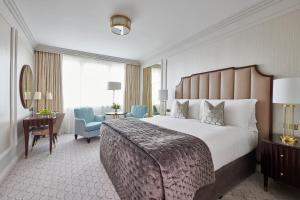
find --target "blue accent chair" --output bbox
[74,107,105,143]
[126,105,148,118]
[153,105,160,116]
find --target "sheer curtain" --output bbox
[151,67,161,106]
[62,55,125,134]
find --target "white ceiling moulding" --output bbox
[141,0,300,64]
[35,44,140,65]
[3,0,36,46]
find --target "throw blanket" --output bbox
[100,118,215,200]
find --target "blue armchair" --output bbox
[153,105,160,116]
[126,105,148,118]
[74,107,105,143]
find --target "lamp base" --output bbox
[281,135,297,145]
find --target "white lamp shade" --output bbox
[273,78,300,104]
[46,92,53,100]
[159,89,168,101]
[33,92,42,100]
[24,92,32,100]
[107,82,121,90]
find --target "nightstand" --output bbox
[261,134,300,191]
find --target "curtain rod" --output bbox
[34,44,140,66]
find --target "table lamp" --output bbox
[159,89,168,115]
[46,92,53,111]
[273,78,300,144]
[33,92,41,100]
[33,92,42,114]
[107,82,121,103]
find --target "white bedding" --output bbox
[142,116,258,170]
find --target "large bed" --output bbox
[100,65,273,200]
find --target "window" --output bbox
[62,55,124,133]
[62,55,124,107]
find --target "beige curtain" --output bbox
[35,51,63,112]
[124,64,141,112]
[143,67,152,117]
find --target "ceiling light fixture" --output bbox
[110,15,131,35]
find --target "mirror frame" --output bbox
[19,65,33,109]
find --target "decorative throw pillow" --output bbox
[201,101,225,126]
[171,100,189,119]
[176,99,202,119]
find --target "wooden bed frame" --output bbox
[174,65,273,199]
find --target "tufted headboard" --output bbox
[175,65,273,145]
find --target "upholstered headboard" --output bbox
[175,65,273,142]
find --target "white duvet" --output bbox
[142,116,258,171]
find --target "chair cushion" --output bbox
[85,122,102,132]
[131,105,147,118]
[74,107,95,123]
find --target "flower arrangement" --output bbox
[111,103,120,113]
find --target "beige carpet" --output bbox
[0,134,299,200]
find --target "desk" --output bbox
[105,112,127,119]
[23,113,61,158]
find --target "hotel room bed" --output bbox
[100,65,273,200]
[142,116,258,171]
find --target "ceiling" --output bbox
[15,0,263,61]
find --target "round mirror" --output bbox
[19,65,33,109]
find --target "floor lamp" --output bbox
[273,78,300,144]
[107,82,121,103]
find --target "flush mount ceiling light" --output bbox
[110,15,131,35]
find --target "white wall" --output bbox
[0,2,34,183]
[0,14,11,157]
[16,36,34,140]
[142,9,300,134]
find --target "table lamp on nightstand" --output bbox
[159,89,168,115]
[273,78,300,145]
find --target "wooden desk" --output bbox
[23,113,61,158]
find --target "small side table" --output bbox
[105,112,127,119]
[261,134,300,191]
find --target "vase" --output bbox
[114,109,118,114]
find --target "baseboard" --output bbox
[0,137,25,184]
[0,153,19,184]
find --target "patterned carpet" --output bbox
[0,134,299,200]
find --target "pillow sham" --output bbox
[201,101,225,126]
[170,100,189,119]
[200,99,258,132]
[176,99,202,119]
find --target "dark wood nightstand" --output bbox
[261,134,300,191]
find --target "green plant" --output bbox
[111,103,120,110]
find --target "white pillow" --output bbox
[174,99,202,119]
[200,99,258,132]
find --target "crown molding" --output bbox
[35,44,140,65]
[3,0,36,46]
[141,0,300,64]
